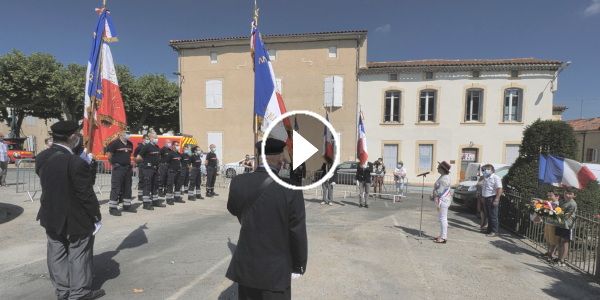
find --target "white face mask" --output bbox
[48,142,53,146]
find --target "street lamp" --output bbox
[550,61,571,92]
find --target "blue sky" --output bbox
[1,0,599,121]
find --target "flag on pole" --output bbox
[83,7,127,158]
[538,154,597,189]
[357,111,369,165]
[322,112,334,164]
[251,21,292,154]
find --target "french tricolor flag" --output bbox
[538,154,597,189]
[357,111,368,165]
[322,112,334,164]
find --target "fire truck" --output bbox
[95,134,199,172]
[5,138,35,163]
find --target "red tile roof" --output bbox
[566,117,600,131]
[170,30,368,44]
[367,58,562,68]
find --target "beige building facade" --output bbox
[170,31,367,172]
[358,59,564,184]
[566,117,600,164]
[0,114,55,156]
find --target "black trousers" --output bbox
[166,169,182,199]
[158,163,168,189]
[238,284,291,300]
[137,163,145,197]
[180,167,189,188]
[109,164,132,205]
[188,167,202,194]
[206,166,217,191]
[142,168,159,202]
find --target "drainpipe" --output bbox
[581,131,587,162]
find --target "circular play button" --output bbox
[262,110,340,190]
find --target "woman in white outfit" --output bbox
[430,161,452,244]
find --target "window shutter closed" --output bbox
[206,80,222,109]
[324,76,333,107]
[333,76,343,107]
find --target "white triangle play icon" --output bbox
[293,131,318,171]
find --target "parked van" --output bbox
[452,163,510,211]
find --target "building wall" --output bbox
[0,116,55,155]
[359,70,556,185]
[574,131,600,163]
[178,36,365,172]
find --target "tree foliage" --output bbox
[503,119,599,214]
[0,50,179,137]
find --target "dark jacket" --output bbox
[320,163,338,183]
[226,167,308,291]
[355,163,373,183]
[35,144,101,236]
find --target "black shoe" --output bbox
[79,289,105,300]
[197,195,204,200]
[153,200,166,207]
[359,204,364,208]
[212,192,219,196]
[166,200,175,205]
[143,203,154,210]
[174,198,186,203]
[123,205,137,213]
[364,204,369,208]
[206,193,213,198]
[109,208,121,216]
[188,195,196,201]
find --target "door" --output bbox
[460,148,478,182]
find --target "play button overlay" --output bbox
[262,110,340,191]
[292,131,318,171]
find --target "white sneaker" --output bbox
[320,201,325,205]
[328,202,333,206]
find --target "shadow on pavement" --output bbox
[218,238,237,299]
[393,225,435,241]
[92,223,149,290]
[0,202,24,225]
[522,261,600,298]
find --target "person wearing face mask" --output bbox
[187,146,205,200]
[35,121,105,300]
[180,145,191,195]
[226,138,307,299]
[158,138,172,198]
[164,140,185,205]
[393,161,407,202]
[205,144,219,197]
[133,134,149,201]
[355,161,373,208]
[135,133,166,210]
[106,130,136,216]
[43,137,54,151]
[481,164,503,237]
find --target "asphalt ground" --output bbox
[1,168,599,299]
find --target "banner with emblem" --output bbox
[83,6,127,157]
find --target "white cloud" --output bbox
[584,0,600,17]
[374,24,391,33]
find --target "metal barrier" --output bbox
[15,159,40,202]
[304,171,408,202]
[501,188,599,278]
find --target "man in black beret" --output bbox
[226,138,308,299]
[36,121,105,299]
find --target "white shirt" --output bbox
[482,173,502,198]
[0,141,8,162]
[394,167,407,182]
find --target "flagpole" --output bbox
[252,1,258,170]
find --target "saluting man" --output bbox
[165,140,185,205]
[205,144,219,197]
[36,121,105,300]
[135,133,166,210]
[187,146,204,200]
[106,130,136,216]
[226,138,308,299]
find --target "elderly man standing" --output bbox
[482,164,503,237]
[0,132,9,186]
[226,138,307,299]
[35,121,105,300]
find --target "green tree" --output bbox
[504,119,599,213]
[125,73,178,134]
[0,49,62,137]
[47,62,87,122]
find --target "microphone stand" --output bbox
[418,172,428,238]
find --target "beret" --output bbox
[50,121,79,136]
[255,138,287,155]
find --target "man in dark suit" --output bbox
[226,138,308,300]
[35,121,105,300]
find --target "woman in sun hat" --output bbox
[431,161,452,244]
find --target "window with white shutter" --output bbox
[205,80,223,109]
[324,76,343,108]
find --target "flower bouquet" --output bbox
[526,198,564,224]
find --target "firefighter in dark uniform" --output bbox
[158,138,171,198]
[165,140,185,205]
[180,145,191,196]
[133,134,148,201]
[205,144,219,197]
[106,130,135,216]
[187,146,204,201]
[226,138,308,299]
[135,133,166,210]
